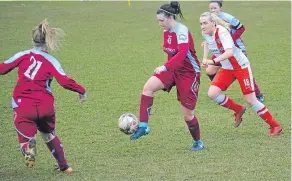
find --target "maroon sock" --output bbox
[253,78,263,97]
[185,116,201,141]
[46,136,67,169]
[139,94,153,123]
[21,143,28,155]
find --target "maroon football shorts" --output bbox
[154,70,200,110]
[13,104,56,143]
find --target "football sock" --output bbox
[20,142,28,155]
[185,116,200,141]
[214,94,243,112]
[46,136,67,169]
[139,122,148,128]
[139,94,153,124]
[251,101,280,127]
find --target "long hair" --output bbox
[32,18,65,51]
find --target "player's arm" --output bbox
[201,41,210,67]
[50,61,86,96]
[162,30,189,71]
[0,52,26,75]
[228,15,245,40]
[213,29,234,64]
[202,41,209,61]
[231,25,245,41]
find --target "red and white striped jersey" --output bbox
[202,25,249,70]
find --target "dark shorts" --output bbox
[154,71,200,110]
[13,105,56,143]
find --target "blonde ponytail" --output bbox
[211,13,231,31]
[32,18,65,51]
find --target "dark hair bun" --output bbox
[170,1,180,14]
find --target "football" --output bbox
[118,113,139,134]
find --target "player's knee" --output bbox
[143,76,164,96]
[142,85,153,96]
[39,132,55,143]
[183,111,194,122]
[244,93,258,105]
[142,83,156,96]
[184,115,194,122]
[245,97,257,106]
[207,89,217,100]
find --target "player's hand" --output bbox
[79,93,87,103]
[206,59,215,65]
[202,59,208,67]
[201,41,206,48]
[154,66,166,74]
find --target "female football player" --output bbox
[200,12,282,136]
[206,0,264,103]
[0,19,86,173]
[130,1,204,151]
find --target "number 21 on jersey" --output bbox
[24,56,42,80]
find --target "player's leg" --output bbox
[181,106,204,151]
[176,72,204,151]
[236,66,282,136]
[243,51,264,102]
[206,64,221,81]
[253,78,264,102]
[37,105,72,173]
[139,75,165,125]
[13,106,38,168]
[39,132,72,173]
[208,69,246,127]
[131,71,175,140]
[131,73,168,140]
[243,92,281,135]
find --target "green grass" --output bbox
[0,1,290,181]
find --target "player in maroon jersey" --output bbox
[130,2,204,151]
[0,19,86,173]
